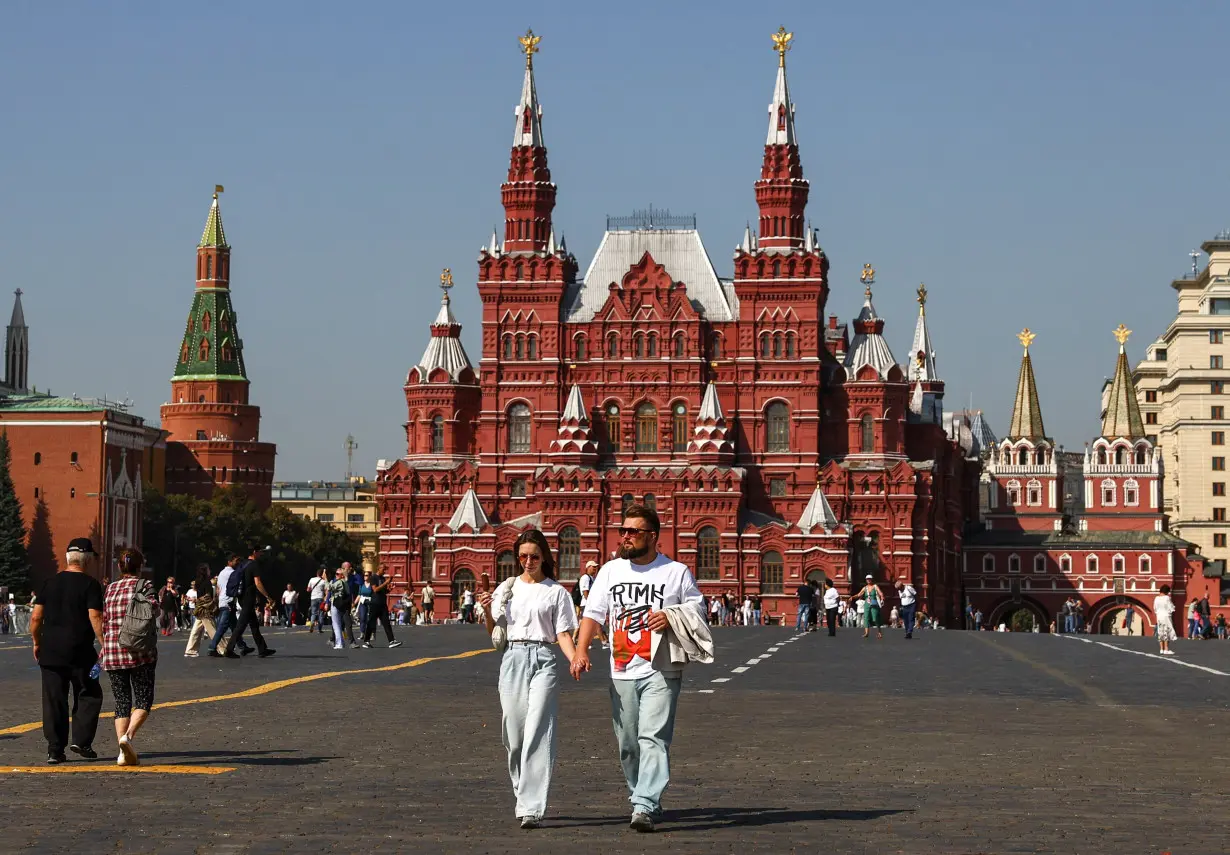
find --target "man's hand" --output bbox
[570,649,590,680]
[645,610,669,632]
[32,643,39,664]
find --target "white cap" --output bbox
[865,574,873,580]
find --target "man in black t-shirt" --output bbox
[223,547,277,659]
[30,537,105,764]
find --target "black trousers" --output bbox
[826,607,839,636]
[364,607,395,643]
[225,603,268,655]
[41,665,102,752]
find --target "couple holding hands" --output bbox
[477,504,712,833]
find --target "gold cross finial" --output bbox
[1018,328,1036,352]
[440,268,453,291]
[1113,323,1131,348]
[917,283,928,311]
[519,29,541,68]
[772,26,793,68]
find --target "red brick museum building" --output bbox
[377,31,981,622]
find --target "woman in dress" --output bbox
[850,574,885,640]
[101,548,159,766]
[476,529,578,829]
[1153,584,1177,656]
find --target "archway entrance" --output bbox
[806,569,828,586]
[987,598,1049,632]
[1101,604,1142,636]
[451,569,475,617]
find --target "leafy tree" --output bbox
[0,432,29,594]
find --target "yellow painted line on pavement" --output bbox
[0,648,492,737]
[4,764,235,775]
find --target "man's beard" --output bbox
[618,542,652,561]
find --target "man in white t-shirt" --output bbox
[306,569,328,633]
[895,578,918,639]
[281,585,298,627]
[571,504,705,834]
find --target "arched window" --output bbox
[418,533,434,580]
[1140,555,1152,574]
[1034,555,1046,573]
[672,402,688,452]
[497,550,517,582]
[636,403,659,452]
[674,334,685,358]
[1027,479,1041,506]
[1007,480,1021,506]
[1034,448,1046,465]
[760,334,771,359]
[515,335,525,361]
[621,493,634,516]
[634,335,645,358]
[786,333,796,358]
[1102,479,1116,506]
[647,334,657,357]
[180,342,189,363]
[205,256,213,279]
[558,526,580,580]
[772,333,783,358]
[766,402,789,452]
[431,415,445,453]
[1124,479,1139,506]
[502,336,513,360]
[761,550,784,593]
[575,336,587,361]
[1018,447,1028,465]
[711,334,722,360]
[1008,555,1021,574]
[1087,555,1098,574]
[221,343,233,362]
[643,494,656,511]
[1097,447,1107,465]
[607,334,619,358]
[983,555,995,572]
[515,263,524,280]
[604,405,621,453]
[697,526,719,580]
[1112,555,1125,575]
[198,339,209,361]
[508,404,531,453]
[1136,446,1147,465]
[1060,555,1072,574]
[772,260,781,277]
[527,335,537,360]
[1115,447,1126,465]
[202,311,211,332]
[219,313,229,333]
[860,414,874,453]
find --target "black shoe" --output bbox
[223,652,241,659]
[207,650,223,658]
[46,752,66,765]
[258,648,276,658]
[240,647,255,656]
[69,744,97,760]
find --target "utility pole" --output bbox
[345,434,358,482]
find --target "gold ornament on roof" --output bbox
[1018,328,1036,352]
[917,283,928,310]
[440,268,454,291]
[772,26,793,67]
[1113,323,1131,347]
[519,29,541,67]
[213,184,224,199]
[860,263,876,298]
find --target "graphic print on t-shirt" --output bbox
[610,581,665,672]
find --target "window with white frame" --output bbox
[1027,478,1042,506]
[982,555,994,573]
[1124,478,1139,506]
[1139,555,1152,574]
[1101,479,1116,507]
[1086,555,1098,574]
[1008,554,1021,573]
[1060,554,1072,574]
[1112,554,1125,575]
[1034,555,1046,573]
[1007,479,1021,506]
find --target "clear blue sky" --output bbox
[2,1,1227,480]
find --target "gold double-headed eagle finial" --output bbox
[917,283,928,310]
[519,28,541,68]
[860,262,876,298]
[1113,323,1131,348]
[1018,328,1036,352]
[440,268,453,291]
[772,26,793,67]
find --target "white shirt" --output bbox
[506,577,578,642]
[823,587,840,609]
[282,590,297,605]
[856,600,865,615]
[216,566,236,608]
[185,588,198,605]
[307,576,327,599]
[899,584,917,606]
[583,553,704,681]
[462,589,474,606]
[579,573,593,595]
[1154,594,1175,621]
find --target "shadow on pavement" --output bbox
[553,806,910,830]
[141,750,336,767]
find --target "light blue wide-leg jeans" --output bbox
[608,671,683,817]
[499,643,560,820]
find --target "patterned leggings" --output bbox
[107,664,156,718]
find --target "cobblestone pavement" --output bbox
[0,625,1228,853]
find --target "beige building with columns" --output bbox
[1132,233,1230,570]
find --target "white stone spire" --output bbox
[688,383,733,460]
[698,381,724,421]
[546,228,556,255]
[513,31,545,148]
[561,383,586,421]
[798,484,839,533]
[488,227,500,255]
[908,284,938,383]
[550,384,598,459]
[447,488,490,532]
[766,39,797,146]
[739,224,753,254]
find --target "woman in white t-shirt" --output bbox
[1154,583,1177,655]
[477,529,578,829]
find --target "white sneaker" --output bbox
[118,734,138,767]
[333,644,344,650]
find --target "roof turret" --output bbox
[797,484,840,533]
[409,269,475,385]
[843,266,898,380]
[199,187,228,248]
[907,283,938,383]
[9,288,25,328]
[1101,324,1146,441]
[687,383,733,461]
[766,27,797,147]
[1007,329,1048,441]
[447,488,490,532]
[512,30,544,148]
[755,27,809,252]
[550,384,598,458]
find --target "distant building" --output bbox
[271,479,378,559]
[160,191,276,509]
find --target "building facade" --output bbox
[377,31,980,622]
[271,479,379,559]
[1133,235,1230,575]
[161,191,277,509]
[965,328,1203,633]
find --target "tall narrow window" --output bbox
[515,336,525,361]
[431,416,445,453]
[647,334,657,357]
[636,403,659,452]
[199,339,209,361]
[786,333,796,358]
[711,334,722,360]
[497,551,517,582]
[576,336,587,360]
[509,404,531,453]
[419,533,434,580]
[672,403,688,452]
[605,405,621,453]
[674,334,685,358]
[607,335,618,358]
[761,335,771,359]
[558,526,580,580]
[697,527,719,580]
[621,493,634,515]
[205,256,212,279]
[527,335,537,360]
[860,414,874,453]
[772,333,783,358]
[643,494,656,511]
[202,311,211,332]
[503,336,513,360]
[635,335,645,358]
[766,402,789,452]
[761,551,784,594]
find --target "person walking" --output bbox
[851,575,884,640]
[794,581,812,633]
[896,578,918,639]
[222,548,276,659]
[306,568,328,633]
[184,564,218,657]
[823,579,840,636]
[421,581,436,624]
[158,578,179,637]
[29,537,105,764]
[281,584,298,628]
[1154,584,1177,655]
[207,555,251,657]
[571,504,708,833]
[328,567,355,649]
[362,567,402,649]
[461,586,475,623]
[476,529,578,829]
[100,548,160,767]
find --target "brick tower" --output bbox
[161,189,276,508]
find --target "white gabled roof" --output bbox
[409,291,475,384]
[798,484,839,533]
[566,229,735,322]
[562,384,587,422]
[844,294,899,381]
[447,488,489,532]
[698,382,724,421]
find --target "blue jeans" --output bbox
[751,609,761,626]
[1064,614,1076,634]
[795,604,810,632]
[208,606,251,653]
[900,603,917,636]
[609,671,682,817]
[499,643,560,819]
[309,599,324,631]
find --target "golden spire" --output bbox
[916,283,928,314]
[772,26,793,68]
[1017,328,1036,353]
[860,262,875,298]
[519,28,541,68]
[1113,323,1131,351]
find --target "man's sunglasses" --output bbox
[618,527,653,537]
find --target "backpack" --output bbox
[225,565,246,601]
[571,584,583,607]
[118,579,159,654]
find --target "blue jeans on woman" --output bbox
[499,642,561,820]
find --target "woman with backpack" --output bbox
[100,548,160,766]
[184,564,217,657]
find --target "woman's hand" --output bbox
[477,591,493,612]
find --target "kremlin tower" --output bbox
[161,189,276,508]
